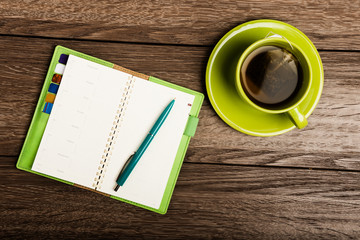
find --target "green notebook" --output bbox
[17,46,204,214]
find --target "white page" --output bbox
[33,55,195,209]
[32,55,128,188]
[100,78,194,209]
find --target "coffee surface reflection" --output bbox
[241,46,302,108]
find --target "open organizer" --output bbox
[17,46,204,214]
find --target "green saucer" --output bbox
[206,19,324,136]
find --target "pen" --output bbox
[114,99,175,191]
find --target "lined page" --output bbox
[32,55,128,188]
[100,78,194,209]
[33,54,195,210]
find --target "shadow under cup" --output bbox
[235,38,312,128]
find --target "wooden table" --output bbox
[1,1,359,239]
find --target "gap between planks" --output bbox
[0,33,360,53]
[4,155,360,173]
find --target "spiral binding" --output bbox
[92,75,136,190]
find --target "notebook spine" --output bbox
[92,75,136,190]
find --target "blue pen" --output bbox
[114,99,175,191]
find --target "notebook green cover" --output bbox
[17,45,204,214]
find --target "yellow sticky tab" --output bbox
[45,93,56,104]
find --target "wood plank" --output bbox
[2,156,360,239]
[0,0,360,50]
[0,36,359,170]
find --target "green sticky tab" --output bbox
[184,115,199,137]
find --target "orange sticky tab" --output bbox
[45,93,56,103]
[52,74,62,84]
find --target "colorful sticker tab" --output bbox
[45,93,56,104]
[52,73,62,84]
[43,102,53,114]
[54,63,65,75]
[59,54,69,64]
[41,54,67,115]
[48,83,59,94]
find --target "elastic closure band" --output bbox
[184,115,199,137]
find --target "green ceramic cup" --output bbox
[235,37,312,129]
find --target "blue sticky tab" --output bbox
[48,83,59,94]
[59,54,69,64]
[43,102,53,114]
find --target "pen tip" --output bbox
[114,184,120,192]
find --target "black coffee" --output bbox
[241,46,302,107]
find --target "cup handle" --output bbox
[287,107,308,129]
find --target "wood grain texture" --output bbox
[0,0,360,50]
[2,156,360,239]
[1,1,360,238]
[0,36,359,170]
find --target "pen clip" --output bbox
[119,153,135,176]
